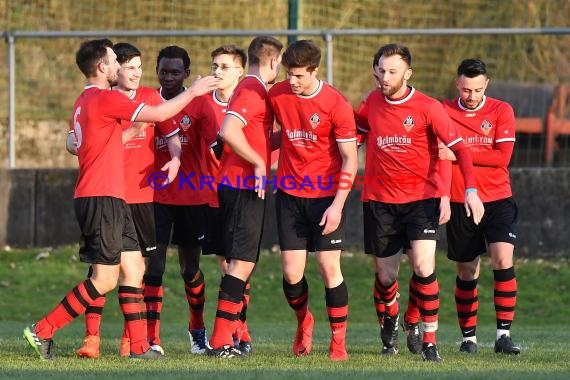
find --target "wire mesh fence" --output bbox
[0,0,569,167]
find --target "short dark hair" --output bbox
[113,42,141,65]
[211,44,247,68]
[248,35,283,66]
[75,38,113,78]
[372,43,412,68]
[156,45,191,71]
[457,58,488,78]
[282,40,320,72]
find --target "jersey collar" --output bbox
[212,90,228,106]
[385,86,415,105]
[457,95,487,111]
[246,74,267,90]
[296,80,323,99]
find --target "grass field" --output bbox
[1,246,569,379]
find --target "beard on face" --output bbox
[381,75,405,97]
[461,99,480,110]
[107,70,119,87]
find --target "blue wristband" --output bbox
[465,188,478,194]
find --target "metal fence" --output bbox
[2,27,570,168]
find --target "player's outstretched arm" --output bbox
[136,76,220,123]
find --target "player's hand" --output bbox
[160,156,181,185]
[319,203,342,235]
[464,191,484,225]
[132,121,148,134]
[438,142,457,161]
[439,195,451,225]
[254,163,266,200]
[187,75,221,97]
[66,132,78,155]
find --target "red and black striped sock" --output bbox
[35,279,101,340]
[209,275,245,349]
[326,281,348,341]
[494,267,517,331]
[405,275,421,325]
[84,294,106,337]
[83,266,103,337]
[414,272,439,345]
[118,286,149,355]
[143,274,163,345]
[238,281,252,342]
[376,277,399,317]
[283,276,309,323]
[455,276,478,338]
[184,270,205,331]
[373,274,386,324]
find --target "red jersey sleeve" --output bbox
[427,100,476,189]
[438,158,452,197]
[428,100,464,149]
[470,141,514,167]
[101,90,146,121]
[495,102,516,142]
[470,102,516,167]
[146,89,163,106]
[226,85,265,127]
[156,118,180,138]
[331,97,357,142]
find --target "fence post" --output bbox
[325,32,333,85]
[287,0,299,45]
[6,32,16,168]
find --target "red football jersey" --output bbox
[154,93,218,205]
[216,75,273,190]
[122,87,164,204]
[443,96,515,202]
[73,86,146,200]
[203,90,227,206]
[356,87,466,204]
[269,80,357,198]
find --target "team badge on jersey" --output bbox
[309,113,321,129]
[480,119,492,135]
[180,115,192,131]
[403,115,414,132]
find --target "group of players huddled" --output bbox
[23,36,520,363]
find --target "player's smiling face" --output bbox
[117,56,142,92]
[456,74,489,110]
[211,54,243,91]
[286,66,319,96]
[373,54,411,98]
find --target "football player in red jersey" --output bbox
[355,44,484,363]
[206,36,283,358]
[355,107,453,358]
[268,40,357,361]
[439,58,520,355]
[151,45,219,355]
[23,38,218,361]
[202,44,255,354]
[69,42,182,359]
